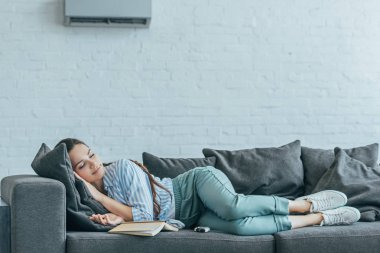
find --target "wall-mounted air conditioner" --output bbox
[64,0,151,28]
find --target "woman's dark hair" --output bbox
[55,138,172,217]
[55,138,87,152]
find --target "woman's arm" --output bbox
[90,213,125,226]
[74,172,134,221]
[97,194,133,221]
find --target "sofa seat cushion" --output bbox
[275,221,380,253]
[67,229,275,253]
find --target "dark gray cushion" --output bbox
[202,140,303,199]
[31,143,112,231]
[275,221,380,253]
[312,148,380,221]
[67,230,275,253]
[301,143,379,195]
[142,152,216,178]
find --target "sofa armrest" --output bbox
[1,175,66,253]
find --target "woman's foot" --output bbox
[320,206,361,226]
[289,206,360,229]
[295,190,347,213]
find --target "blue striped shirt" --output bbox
[102,159,176,222]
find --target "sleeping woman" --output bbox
[56,138,360,236]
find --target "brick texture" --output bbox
[1,0,380,183]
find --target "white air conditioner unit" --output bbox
[64,0,151,28]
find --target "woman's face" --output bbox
[68,143,105,183]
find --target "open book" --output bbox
[108,221,179,236]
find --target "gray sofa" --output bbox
[2,174,380,253]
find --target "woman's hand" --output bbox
[74,172,104,202]
[90,213,125,226]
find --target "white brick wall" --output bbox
[1,0,380,183]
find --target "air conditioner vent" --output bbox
[66,17,149,27]
[64,0,151,28]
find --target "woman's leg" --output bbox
[197,210,324,236]
[288,213,323,229]
[197,210,293,236]
[198,207,360,236]
[288,200,312,213]
[195,167,292,220]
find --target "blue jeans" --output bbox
[172,166,292,235]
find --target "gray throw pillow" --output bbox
[31,143,111,231]
[142,152,216,178]
[312,148,380,221]
[202,140,303,199]
[301,143,379,195]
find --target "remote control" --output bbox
[194,226,210,233]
